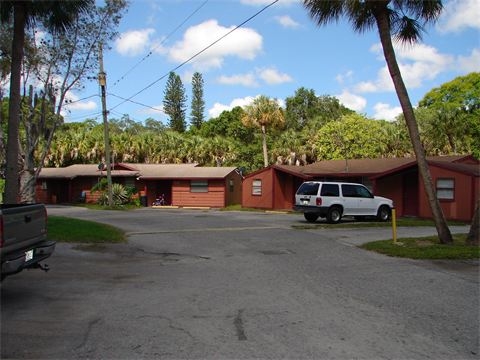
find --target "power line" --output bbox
[66,94,99,105]
[63,110,102,122]
[108,0,279,114]
[112,0,209,87]
[108,92,164,113]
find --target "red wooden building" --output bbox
[242,155,479,221]
[37,163,242,208]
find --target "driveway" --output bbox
[1,206,478,359]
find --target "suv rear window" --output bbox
[320,184,339,197]
[296,183,319,196]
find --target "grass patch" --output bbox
[360,233,479,260]
[48,216,126,244]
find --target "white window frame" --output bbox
[436,178,454,200]
[252,179,262,196]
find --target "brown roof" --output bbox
[270,155,476,179]
[429,161,480,177]
[38,163,238,180]
[133,163,238,179]
[302,157,416,176]
[38,164,139,179]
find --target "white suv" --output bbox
[294,181,393,223]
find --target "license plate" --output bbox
[302,200,309,205]
[25,250,34,262]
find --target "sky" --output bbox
[63,0,480,124]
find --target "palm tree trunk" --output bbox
[374,9,453,244]
[4,2,26,204]
[261,124,268,167]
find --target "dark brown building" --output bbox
[37,163,243,208]
[242,155,479,221]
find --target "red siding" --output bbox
[242,168,274,209]
[172,180,226,207]
[419,165,479,221]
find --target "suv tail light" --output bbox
[316,197,322,206]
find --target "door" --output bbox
[403,172,419,216]
[355,184,376,215]
[340,184,359,215]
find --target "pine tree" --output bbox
[190,72,205,129]
[163,72,187,132]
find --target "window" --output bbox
[229,179,234,192]
[252,179,262,196]
[190,180,208,193]
[436,178,454,200]
[355,185,373,198]
[297,182,320,196]
[341,184,356,197]
[320,184,339,197]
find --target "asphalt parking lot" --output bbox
[1,206,478,359]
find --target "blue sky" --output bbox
[63,0,480,124]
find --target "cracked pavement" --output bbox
[1,206,478,359]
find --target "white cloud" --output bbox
[373,103,402,121]
[274,15,300,29]
[209,95,284,118]
[356,42,454,93]
[457,48,480,73]
[438,0,480,33]
[168,20,262,70]
[116,29,155,56]
[257,67,293,85]
[336,91,367,112]
[62,93,97,117]
[354,81,380,93]
[209,96,257,118]
[216,68,292,87]
[66,100,97,111]
[335,70,353,84]
[217,73,259,87]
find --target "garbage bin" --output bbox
[140,195,148,207]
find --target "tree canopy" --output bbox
[163,72,187,133]
[418,72,480,157]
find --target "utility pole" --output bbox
[98,43,113,206]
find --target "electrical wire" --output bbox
[108,92,164,113]
[112,0,209,87]
[108,0,279,114]
[65,94,99,105]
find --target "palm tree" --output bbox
[303,0,453,244]
[0,0,93,203]
[242,95,285,168]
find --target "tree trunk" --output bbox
[374,9,453,244]
[466,198,479,246]
[19,86,39,203]
[261,124,268,167]
[4,3,26,204]
[19,169,36,204]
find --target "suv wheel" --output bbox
[327,206,342,224]
[377,205,391,222]
[304,213,319,223]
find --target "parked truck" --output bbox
[0,204,55,281]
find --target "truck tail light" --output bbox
[316,197,322,206]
